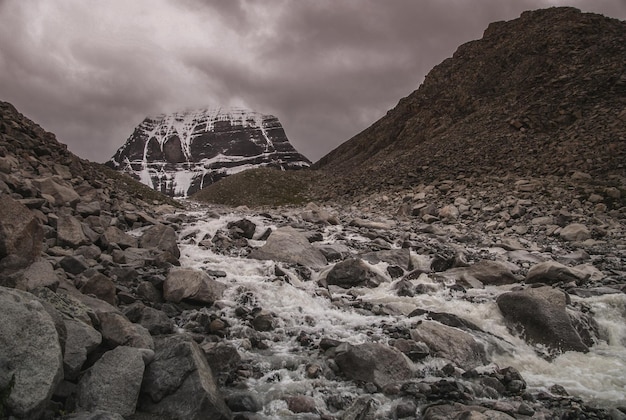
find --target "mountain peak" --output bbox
[107,107,310,197]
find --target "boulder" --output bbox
[325,258,387,289]
[249,227,327,268]
[496,287,588,353]
[98,311,154,350]
[0,286,63,419]
[123,302,174,335]
[77,346,147,417]
[76,201,102,217]
[99,226,138,250]
[139,223,180,259]
[139,334,232,420]
[300,202,339,225]
[525,261,587,285]
[0,195,43,271]
[164,268,227,305]
[360,248,411,270]
[410,320,488,369]
[57,214,89,248]
[440,260,518,288]
[226,218,257,239]
[559,223,591,242]
[32,177,80,206]
[63,411,124,420]
[80,273,117,305]
[334,342,413,389]
[15,258,59,291]
[63,318,102,380]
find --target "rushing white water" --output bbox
[176,208,626,417]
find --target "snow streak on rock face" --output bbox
[107,107,311,197]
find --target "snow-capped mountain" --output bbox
[106,107,311,197]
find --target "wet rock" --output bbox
[411,320,488,368]
[559,223,591,242]
[251,309,275,331]
[139,223,180,259]
[341,396,380,420]
[286,395,317,414]
[392,338,430,361]
[325,258,387,289]
[497,286,588,353]
[225,392,262,413]
[163,268,227,305]
[63,318,102,381]
[227,218,257,239]
[360,248,411,270]
[0,195,43,271]
[334,342,413,389]
[0,286,63,419]
[201,342,242,383]
[248,226,327,268]
[139,334,232,420]
[525,261,587,285]
[77,346,147,417]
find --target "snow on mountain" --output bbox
[106,107,311,197]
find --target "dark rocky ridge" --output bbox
[313,7,626,198]
[107,108,311,197]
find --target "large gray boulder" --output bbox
[77,346,148,417]
[410,320,488,369]
[139,334,232,420]
[360,248,412,270]
[440,260,518,288]
[164,268,227,305]
[334,342,413,389]
[248,227,327,268]
[0,195,43,271]
[559,223,591,242]
[139,223,180,259]
[525,261,587,285]
[496,286,588,353]
[325,258,387,289]
[0,286,63,419]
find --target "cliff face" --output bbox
[313,7,626,196]
[107,107,310,197]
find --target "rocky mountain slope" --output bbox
[107,107,310,197]
[313,7,626,198]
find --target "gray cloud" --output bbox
[1,0,624,162]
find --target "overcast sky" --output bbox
[1,0,624,163]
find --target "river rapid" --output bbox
[170,205,626,419]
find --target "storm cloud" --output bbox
[1,0,624,163]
